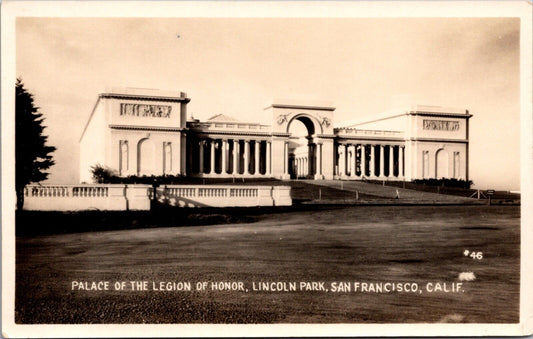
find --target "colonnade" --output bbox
[283,141,323,179]
[188,138,272,177]
[293,156,309,178]
[187,138,404,180]
[337,143,404,179]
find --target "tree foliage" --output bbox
[16,78,56,209]
[89,163,184,185]
[90,164,117,184]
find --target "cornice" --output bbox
[191,130,275,137]
[109,124,185,132]
[409,111,473,119]
[265,103,336,111]
[100,93,191,103]
[336,136,406,143]
[409,137,469,144]
[316,134,337,139]
[108,125,468,144]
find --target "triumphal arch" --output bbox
[80,87,472,183]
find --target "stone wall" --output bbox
[23,184,292,211]
[23,184,151,211]
[156,185,292,207]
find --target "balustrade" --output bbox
[230,188,258,197]
[23,184,291,210]
[24,185,112,198]
[73,186,109,197]
[198,188,227,197]
[165,187,196,197]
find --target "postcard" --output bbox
[2,1,532,337]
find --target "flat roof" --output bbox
[265,98,335,111]
[335,104,470,128]
[100,87,189,100]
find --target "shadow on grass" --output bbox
[15,204,344,237]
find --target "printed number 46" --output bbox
[464,250,483,260]
[470,251,483,260]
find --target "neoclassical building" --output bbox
[79,88,472,183]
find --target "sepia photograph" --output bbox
[2,1,532,337]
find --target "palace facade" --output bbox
[79,88,472,183]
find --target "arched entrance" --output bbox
[287,115,320,179]
[266,102,334,180]
[137,138,155,175]
[435,149,449,179]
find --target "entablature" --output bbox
[188,121,271,132]
[408,111,473,119]
[109,124,185,132]
[408,137,469,144]
[335,128,404,138]
[335,136,406,144]
[189,130,274,139]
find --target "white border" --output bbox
[2,1,532,337]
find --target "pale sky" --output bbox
[16,17,520,190]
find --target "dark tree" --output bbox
[90,164,116,183]
[15,78,56,210]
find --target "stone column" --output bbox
[266,141,271,175]
[361,144,366,177]
[316,146,320,176]
[283,142,289,175]
[233,139,239,175]
[399,146,404,178]
[389,145,395,178]
[221,139,227,174]
[317,143,323,176]
[370,144,375,177]
[186,139,193,175]
[379,145,385,178]
[254,141,260,175]
[339,144,346,177]
[178,132,185,175]
[345,146,350,176]
[210,139,215,175]
[344,145,349,177]
[337,145,341,176]
[244,140,250,175]
[198,140,204,174]
[350,145,357,178]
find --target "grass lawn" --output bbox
[15,205,519,324]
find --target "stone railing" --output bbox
[23,184,292,210]
[23,184,151,211]
[189,121,271,132]
[156,185,291,207]
[336,128,404,138]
